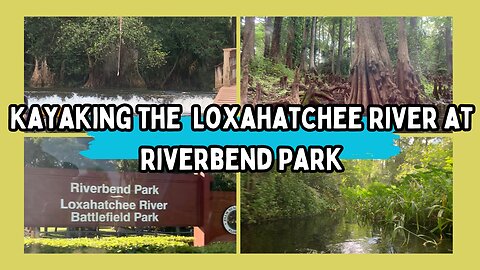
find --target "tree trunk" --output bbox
[372,18,393,72]
[290,69,301,104]
[241,17,255,106]
[336,18,344,75]
[396,17,420,104]
[30,57,54,88]
[84,55,104,88]
[29,58,41,88]
[59,59,66,86]
[40,59,51,86]
[445,17,453,77]
[285,18,295,69]
[40,58,54,87]
[264,17,273,58]
[270,17,283,63]
[160,56,179,89]
[241,64,249,106]
[309,17,317,71]
[408,17,420,73]
[433,80,439,100]
[330,19,336,75]
[231,17,237,48]
[349,17,354,69]
[242,17,255,65]
[253,83,263,106]
[348,17,404,108]
[315,18,321,68]
[300,18,309,72]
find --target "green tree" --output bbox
[58,17,166,89]
[143,17,232,89]
[25,17,62,87]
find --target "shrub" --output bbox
[342,166,453,238]
[24,235,235,253]
[241,171,340,223]
[250,56,294,79]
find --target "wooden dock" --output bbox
[214,48,237,105]
[214,85,237,105]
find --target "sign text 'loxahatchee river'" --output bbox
[24,167,235,246]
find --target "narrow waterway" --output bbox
[241,214,452,253]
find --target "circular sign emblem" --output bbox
[222,205,236,235]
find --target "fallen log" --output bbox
[314,91,336,101]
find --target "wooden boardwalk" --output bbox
[213,85,237,105]
[213,48,237,105]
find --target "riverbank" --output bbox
[241,171,341,224]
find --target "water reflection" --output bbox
[241,214,452,254]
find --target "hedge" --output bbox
[24,235,235,253]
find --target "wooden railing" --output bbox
[215,48,236,90]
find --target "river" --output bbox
[24,88,214,113]
[241,214,452,253]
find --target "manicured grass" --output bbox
[24,235,235,253]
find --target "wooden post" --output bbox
[194,173,211,247]
[229,49,236,85]
[223,49,231,87]
[215,64,223,90]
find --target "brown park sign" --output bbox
[25,167,209,227]
[25,167,235,246]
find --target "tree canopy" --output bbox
[25,17,235,90]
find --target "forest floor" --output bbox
[248,71,452,107]
[248,72,349,105]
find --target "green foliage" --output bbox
[250,56,294,79]
[212,173,237,191]
[423,17,451,76]
[241,170,340,223]
[382,17,399,66]
[25,17,62,58]
[143,17,233,89]
[191,241,236,253]
[57,17,166,67]
[341,138,453,239]
[253,18,266,54]
[337,160,385,187]
[24,236,235,253]
[249,55,295,97]
[25,17,232,89]
[242,137,453,243]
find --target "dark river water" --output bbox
[241,214,452,254]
